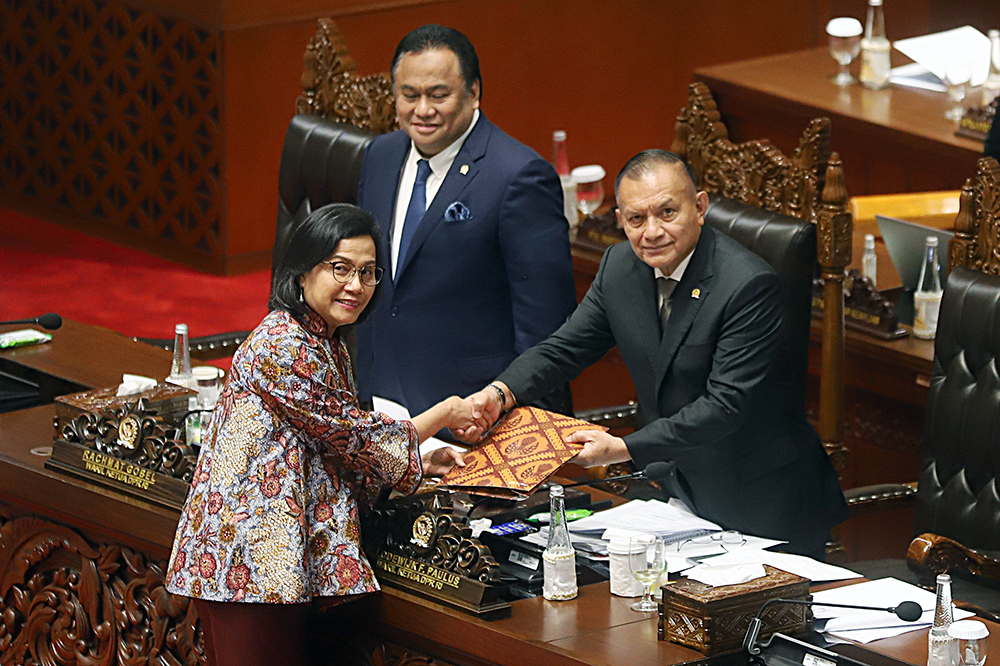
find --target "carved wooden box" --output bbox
[658,565,811,655]
[54,382,195,433]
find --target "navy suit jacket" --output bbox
[355,115,576,417]
[498,226,848,551]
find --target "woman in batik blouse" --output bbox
[166,204,479,666]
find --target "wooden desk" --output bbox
[0,319,958,666]
[694,48,985,196]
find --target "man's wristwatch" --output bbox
[488,383,507,410]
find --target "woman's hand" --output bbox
[411,396,490,443]
[422,445,465,477]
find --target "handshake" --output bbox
[429,381,633,470]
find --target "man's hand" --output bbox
[453,383,510,442]
[566,430,632,467]
[422,446,465,477]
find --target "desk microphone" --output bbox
[743,597,923,654]
[560,461,675,489]
[0,313,63,330]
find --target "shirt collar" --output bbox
[407,109,480,176]
[654,248,694,283]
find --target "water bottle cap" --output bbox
[926,236,939,247]
[175,323,189,334]
[948,619,990,640]
[865,234,876,249]
[553,130,567,141]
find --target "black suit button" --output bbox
[390,307,398,317]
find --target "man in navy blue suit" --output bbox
[355,25,576,420]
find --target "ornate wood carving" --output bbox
[0,506,204,665]
[55,398,197,482]
[908,533,1000,605]
[296,19,398,134]
[0,0,223,260]
[362,492,508,619]
[949,157,1000,275]
[672,82,836,224]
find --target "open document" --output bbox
[892,26,993,89]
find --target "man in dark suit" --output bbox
[469,150,848,558]
[355,24,576,419]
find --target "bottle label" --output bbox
[913,291,942,339]
[542,549,578,600]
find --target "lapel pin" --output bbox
[691,288,701,299]
[459,164,469,175]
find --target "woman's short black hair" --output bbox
[268,204,383,326]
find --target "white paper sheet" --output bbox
[812,577,973,643]
[567,498,721,542]
[894,26,992,87]
[696,549,862,582]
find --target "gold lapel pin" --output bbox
[691,288,701,299]
[460,164,470,175]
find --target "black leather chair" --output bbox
[703,194,816,409]
[849,265,1000,617]
[272,115,378,273]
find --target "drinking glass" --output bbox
[572,165,606,218]
[944,59,972,120]
[628,534,664,612]
[192,365,224,409]
[826,18,862,86]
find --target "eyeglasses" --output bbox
[321,261,383,287]
[675,530,746,552]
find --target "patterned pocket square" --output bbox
[444,201,472,222]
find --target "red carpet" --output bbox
[1,208,271,357]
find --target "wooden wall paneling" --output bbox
[0,502,206,665]
[0,0,225,271]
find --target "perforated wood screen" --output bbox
[0,0,223,266]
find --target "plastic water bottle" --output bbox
[552,130,579,228]
[859,0,890,90]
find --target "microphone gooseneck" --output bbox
[743,597,923,655]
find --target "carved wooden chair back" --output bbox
[296,18,397,133]
[672,82,852,474]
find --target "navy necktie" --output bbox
[396,159,432,279]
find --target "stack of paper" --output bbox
[566,498,720,542]
[892,26,993,90]
[812,577,973,643]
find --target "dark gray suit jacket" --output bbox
[499,226,848,551]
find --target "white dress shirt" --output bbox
[654,248,695,312]
[390,110,481,279]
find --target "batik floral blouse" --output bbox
[166,308,421,604]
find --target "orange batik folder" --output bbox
[438,406,607,499]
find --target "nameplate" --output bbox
[376,552,462,591]
[46,439,192,510]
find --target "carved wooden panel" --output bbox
[672,81,839,227]
[296,18,397,134]
[0,503,205,665]
[949,157,1000,275]
[0,0,222,258]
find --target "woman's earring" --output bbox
[298,282,305,303]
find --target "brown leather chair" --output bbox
[847,157,1000,618]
